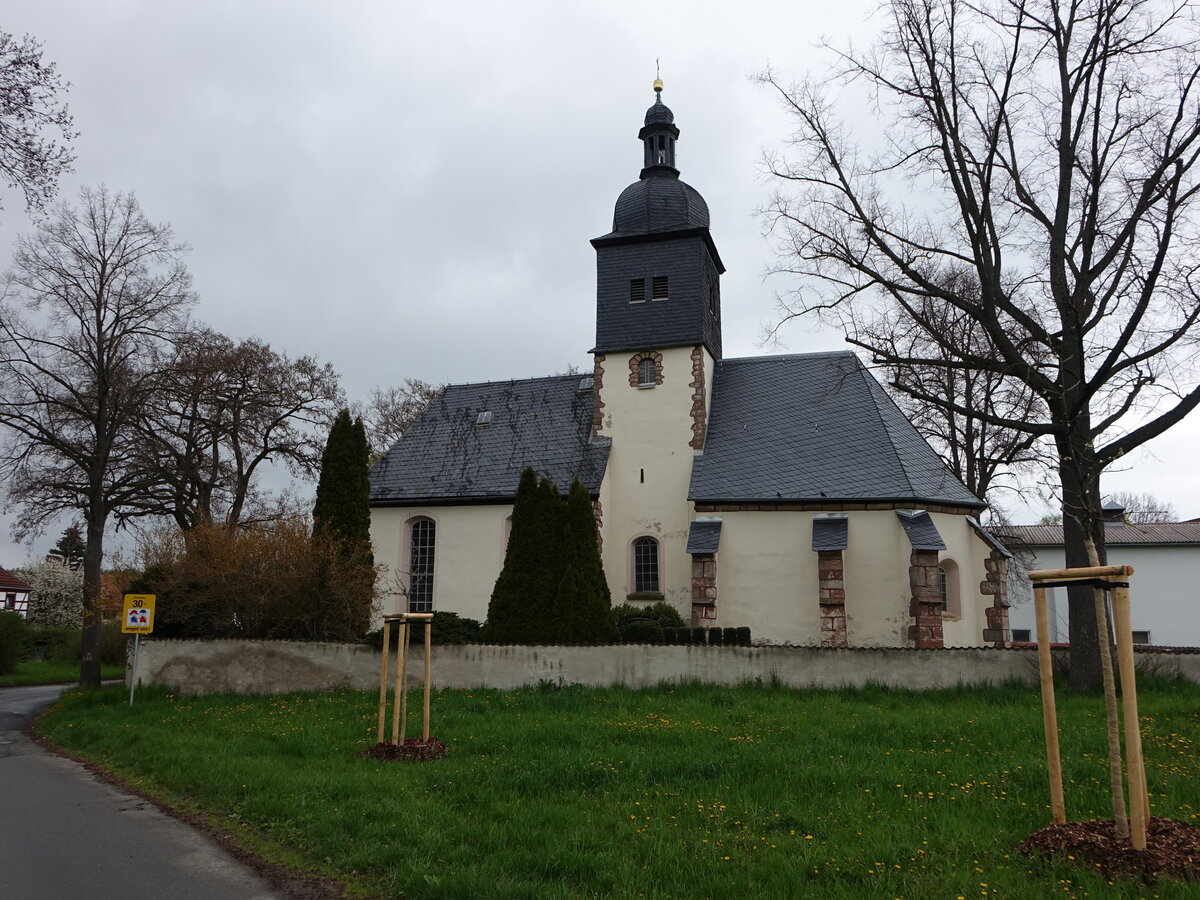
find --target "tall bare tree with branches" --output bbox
[867,270,1047,505]
[140,328,342,531]
[0,186,195,686]
[761,0,1200,696]
[0,31,75,217]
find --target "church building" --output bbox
[368,83,1013,648]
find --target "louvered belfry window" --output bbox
[629,278,646,302]
[652,276,668,299]
[408,518,435,612]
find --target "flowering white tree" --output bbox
[21,558,82,627]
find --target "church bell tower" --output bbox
[591,81,724,359]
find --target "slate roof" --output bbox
[992,522,1200,547]
[896,510,947,551]
[609,176,710,236]
[644,94,674,125]
[967,517,1013,558]
[0,566,32,593]
[688,351,984,508]
[369,375,610,505]
[686,518,723,554]
[811,515,849,552]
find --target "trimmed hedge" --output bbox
[622,619,664,644]
[366,611,483,649]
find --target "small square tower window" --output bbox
[629,279,646,302]
[651,276,668,300]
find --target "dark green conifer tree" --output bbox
[487,469,616,644]
[313,409,372,554]
[312,409,375,633]
[559,478,617,643]
[485,468,542,641]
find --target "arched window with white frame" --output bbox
[407,516,436,613]
[631,535,661,595]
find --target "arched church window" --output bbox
[637,357,656,385]
[628,351,663,387]
[632,536,660,593]
[936,558,961,617]
[408,517,436,613]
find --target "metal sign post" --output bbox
[122,594,156,706]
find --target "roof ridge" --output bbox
[852,361,920,500]
[719,349,857,366]
[444,372,581,391]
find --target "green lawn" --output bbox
[0,659,125,686]
[37,679,1200,899]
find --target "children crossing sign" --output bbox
[122,594,156,634]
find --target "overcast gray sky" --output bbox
[3,0,1198,565]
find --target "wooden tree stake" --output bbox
[423,619,433,740]
[392,621,407,744]
[1112,583,1148,850]
[397,620,410,744]
[1034,585,1066,824]
[376,619,391,744]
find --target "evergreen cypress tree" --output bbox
[485,468,542,642]
[312,409,375,632]
[349,415,374,570]
[313,409,356,540]
[531,477,564,642]
[560,479,618,643]
[487,469,618,645]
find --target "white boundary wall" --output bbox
[133,639,1200,696]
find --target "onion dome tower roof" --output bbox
[607,80,710,236]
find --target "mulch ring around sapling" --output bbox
[1018,817,1200,883]
[358,737,447,762]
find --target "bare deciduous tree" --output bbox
[761,0,1200,699]
[868,271,1046,504]
[354,379,441,462]
[0,31,75,217]
[140,328,342,530]
[0,186,195,686]
[1106,490,1178,523]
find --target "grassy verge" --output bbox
[0,660,125,686]
[38,678,1200,899]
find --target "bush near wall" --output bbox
[132,518,378,641]
[0,611,28,675]
[22,622,126,666]
[366,611,483,648]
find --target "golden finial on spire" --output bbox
[653,58,663,94]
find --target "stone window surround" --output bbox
[818,549,848,648]
[936,557,962,619]
[688,344,706,450]
[628,351,664,388]
[691,552,717,626]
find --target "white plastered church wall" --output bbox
[594,344,711,621]
[712,509,995,646]
[368,503,512,628]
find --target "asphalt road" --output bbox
[0,684,289,900]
